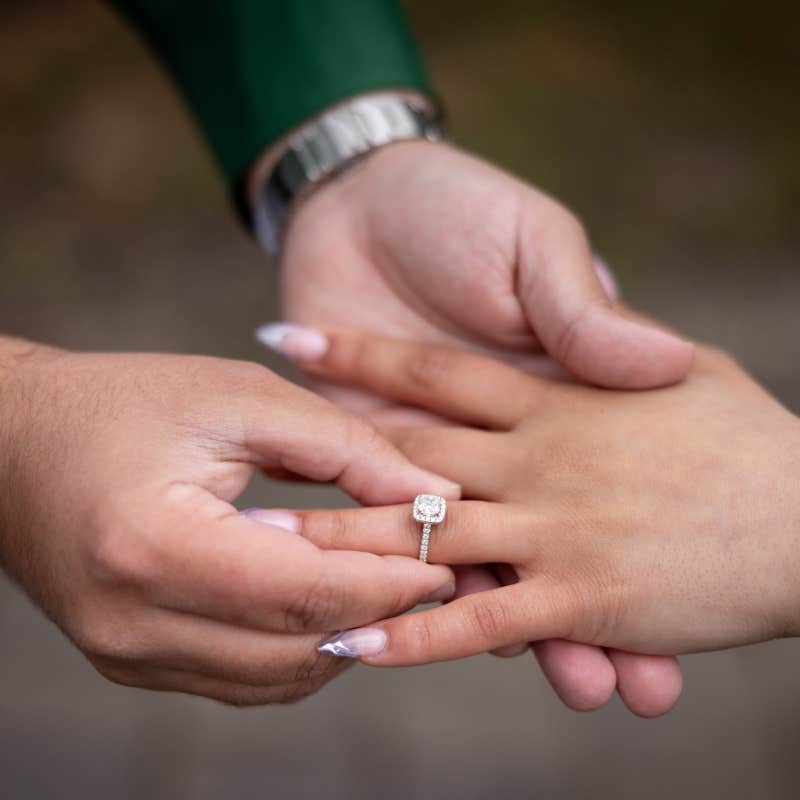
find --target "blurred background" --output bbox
[1,0,799,797]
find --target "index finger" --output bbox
[297,329,555,430]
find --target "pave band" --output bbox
[412,494,447,563]
[419,522,432,563]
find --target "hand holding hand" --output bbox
[0,339,455,705]
[285,330,800,711]
[281,140,694,410]
[275,141,694,714]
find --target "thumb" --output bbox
[516,207,694,389]
[238,375,460,506]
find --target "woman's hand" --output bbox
[285,330,800,709]
[0,337,456,705]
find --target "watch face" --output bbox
[413,494,447,524]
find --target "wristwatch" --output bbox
[251,93,443,256]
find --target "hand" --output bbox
[0,338,456,705]
[283,330,800,713]
[273,142,693,714]
[281,140,694,410]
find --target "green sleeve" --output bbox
[109,0,432,186]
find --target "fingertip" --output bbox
[569,310,695,389]
[609,650,683,718]
[533,639,616,712]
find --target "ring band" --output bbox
[412,494,447,562]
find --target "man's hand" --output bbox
[0,338,456,705]
[281,140,693,421]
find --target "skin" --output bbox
[0,337,456,706]
[284,330,800,709]
[0,140,687,714]
[280,140,693,714]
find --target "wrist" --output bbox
[246,90,441,256]
[245,89,436,208]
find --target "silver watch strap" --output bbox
[254,94,442,256]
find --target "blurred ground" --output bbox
[1,1,799,798]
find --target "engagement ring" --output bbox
[413,494,447,562]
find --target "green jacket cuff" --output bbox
[109,0,432,186]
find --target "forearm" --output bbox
[108,0,432,185]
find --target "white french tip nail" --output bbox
[255,323,329,361]
[317,628,387,658]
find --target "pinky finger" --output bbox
[91,659,349,707]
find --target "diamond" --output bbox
[413,494,446,524]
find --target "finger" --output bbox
[235,369,461,505]
[488,566,618,702]
[380,427,511,499]
[146,500,455,634]
[515,201,694,388]
[126,608,344,687]
[300,500,530,565]
[94,659,348,707]
[317,580,575,666]
[451,565,528,658]
[607,649,683,718]
[262,325,555,430]
[532,639,617,712]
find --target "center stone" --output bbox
[413,494,447,524]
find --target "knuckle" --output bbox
[404,345,458,392]
[558,567,620,644]
[282,569,341,634]
[307,509,348,550]
[73,612,145,663]
[554,294,612,369]
[467,597,512,645]
[405,615,435,662]
[337,330,371,376]
[87,521,156,591]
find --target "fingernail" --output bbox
[420,579,456,604]
[240,508,301,533]
[317,627,387,658]
[592,255,620,301]
[255,323,329,361]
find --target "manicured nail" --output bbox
[255,323,329,361]
[317,627,387,658]
[592,255,620,301]
[240,508,301,533]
